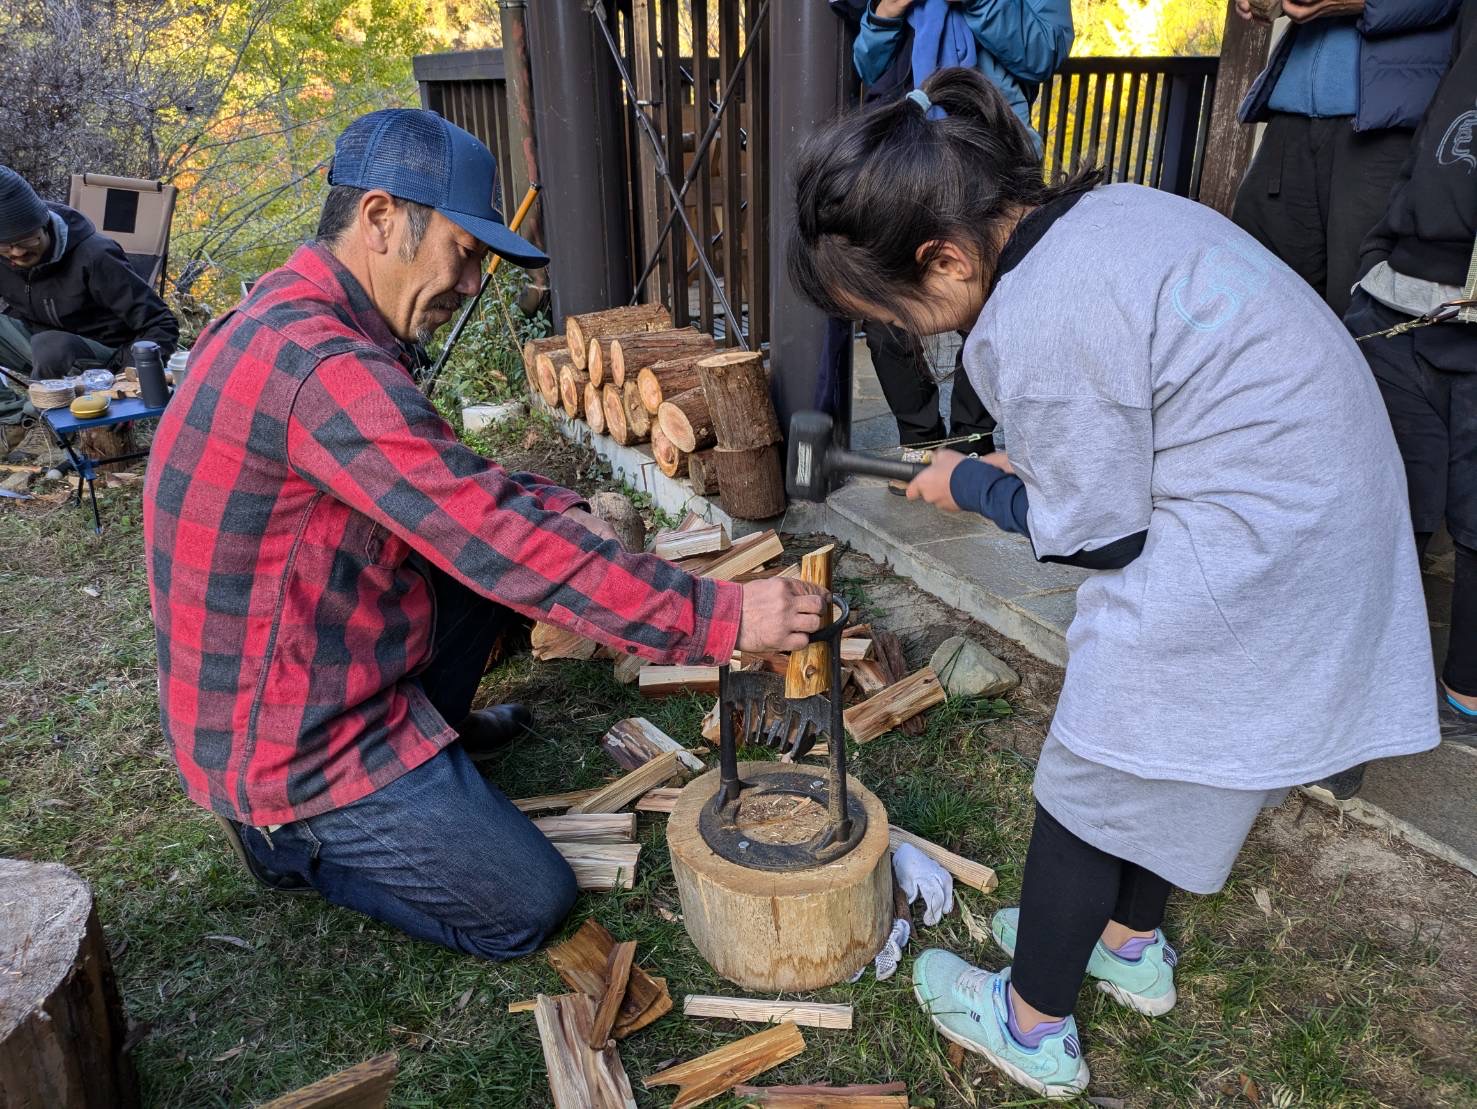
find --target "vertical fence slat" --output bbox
[719,0,744,346]
[1188,72,1216,200]
[1118,70,1141,183]
[1067,71,1090,173]
[1133,72,1158,184]
[1036,73,1056,178]
[693,0,715,334]
[1150,71,1175,189]
[660,0,688,326]
[1086,71,1107,169]
[1101,71,1121,183]
[744,0,769,351]
[1051,73,1071,180]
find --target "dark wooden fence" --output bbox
[412,49,521,217]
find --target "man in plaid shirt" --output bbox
[143,110,825,960]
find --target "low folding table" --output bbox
[43,396,167,533]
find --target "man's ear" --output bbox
[358,191,398,256]
[916,239,978,284]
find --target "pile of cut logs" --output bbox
[524,303,786,519]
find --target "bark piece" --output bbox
[714,445,785,519]
[696,350,781,449]
[784,544,835,699]
[533,814,637,844]
[532,993,638,1108]
[602,718,706,773]
[843,668,946,743]
[888,826,998,893]
[611,329,716,387]
[658,388,715,453]
[587,942,637,1049]
[566,304,671,369]
[570,751,684,814]
[682,996,853,1030]
[643,1022,807,1109]
[257,1053,399,1109]
[547,919,673,1038]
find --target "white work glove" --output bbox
[892,843,954,927]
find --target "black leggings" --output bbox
[1417,532,1477,697]
[1010,801,1174,1017]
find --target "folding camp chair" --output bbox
[67,173,178,292]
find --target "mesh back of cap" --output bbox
[332,110,451,206]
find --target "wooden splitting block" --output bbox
[532,993,638,1108]
[257,1053,400,1109]
[842,668,946,743]
[643,1021,807,1108]
[602,718,706,773]
[887,826,998,893]
[682,995,853,1030]
[639,666,721,697]
[570,751,684,814]
[547,919,672,1038]
[512,788,600,814]
[731,1082,908,1107]
[588,941,637,1048]
[534,813,637,844]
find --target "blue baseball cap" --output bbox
[329,108,547,268]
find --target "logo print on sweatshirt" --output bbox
[1438,104,1477,172]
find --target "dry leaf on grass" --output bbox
[1219,1073,1262,1105]
[1253,887,1273,917]
[956,893,989,944]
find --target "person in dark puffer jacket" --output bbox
[0,165,179,438]
[1231,0,1460,317]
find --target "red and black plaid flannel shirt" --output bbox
[143,244,741,826]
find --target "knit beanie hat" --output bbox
[0,167,49,242]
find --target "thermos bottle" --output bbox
[133,340,170,408]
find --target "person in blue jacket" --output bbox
[1231,0,1459,317]
[841,0,1073,449]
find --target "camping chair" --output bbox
[67,173,178,292]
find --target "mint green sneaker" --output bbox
[912,948,1089,1100]
[990,906,1178,1017]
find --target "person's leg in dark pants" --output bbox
[243,744,578,959]
[948,338,996,447]
[1010,801,1171,1018]
[865,321,946,446]
[27,329,115,379]
[1437,334,1477,727]
[1233,113,1329,299]
[1324,127,1413,318]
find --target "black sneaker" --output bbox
[213,814,315,895]
[1438,693,1477,748]
[1309,762,1367,801]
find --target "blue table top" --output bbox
[43,395,168,434]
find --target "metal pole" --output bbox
[767,0,853,445]
[525,0,634,327]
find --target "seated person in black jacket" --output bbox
[0,165,179,437]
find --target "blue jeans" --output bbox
[239,566,577,960]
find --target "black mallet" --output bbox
[785,410,928,502]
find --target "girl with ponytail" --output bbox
[790,67,1437,1100]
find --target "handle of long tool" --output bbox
[833,450,926,484]
[484,181,542,282]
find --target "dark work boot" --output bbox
[213,815,315,895]
[457,704,533,755]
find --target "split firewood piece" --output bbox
[700,700,721,743]
[713,444,786,520]
[839,638,874,662]
[570,750,684,814]
[842,623,873,639]
[603,384,635,445]
[611,652,648,685]
[870,630,925,737]
[566,304,672,369]
[644,1021,807,1109]
[532,993,638,1109]
[534,813,637,844]
[621,380,652,441]
[532,622,601,661]
[785,544,835,698]
[888,826,998,893]
[511,788,600,813]
[559,363,591,418]
[534,346,572,409]
[731,1082,908,1107]
[602,717,706,773]
[611,329,716,387]
[695,350,782,450]
[588,941,638,1049]
[638,666,721,698]
[547,919,673,1038]
[738,651,788,674]
[635,786,682,814]
[701,529,784,581]
[843,668,945,743]
[682,995,853,1030]
[850,660,889,697]
[258,1053,400,1109]
[687,449,720,496]
[651,522,730,561]
[554,842,642,890]
[651,424,687,478]
[508,998,538,1013]
[638,355,706,414]
[584,381,608,434]
[658,387,716,454]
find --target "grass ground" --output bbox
[2,412,1476,1108]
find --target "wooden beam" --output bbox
[1198,2,1273,215]
[532,993,638,1108]
[602,717,706,773]
[534,813,637,844]
[588,941,638,1049]
[682,995,852,1030]
[887,826,998,894]
[842,668,945,743]
[570,751,683,814]
[644,1022,807,1108]
[257,1053,399,1109]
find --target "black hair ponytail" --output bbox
[788,66,1100,332]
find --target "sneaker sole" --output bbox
[912,978,1090,1101]
[992,928,1177,1018]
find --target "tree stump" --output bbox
[695,351,781,450]
[712,445,785,519]
[667,766,892,992]
[0,858,139,1108]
